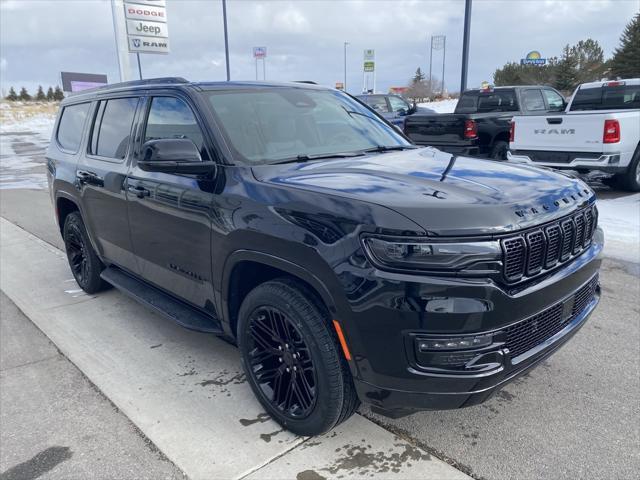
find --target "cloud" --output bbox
[0,0,637,95]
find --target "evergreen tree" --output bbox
[609,13,640,78]
[413,67,426,83]
[18,87,31,101]
[554,45,579,92]
[35,85,46,101]
[571,39,605,84]
[5,86,18,101]
[46,86,54,101]
[53,86,64,101]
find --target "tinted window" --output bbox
[544,89,565,110]
[477,91,518,112]
[144,97,209,160]
[207,88,409,165]
[455,94,478,113]
[90,98,138,159]
[57,103,91,152]
[570,84,640,111]
[521,89,546,111]
[388,96,409,112]
[362,96,390,113]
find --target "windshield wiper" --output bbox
[270,152,365,164]
[359,145,419,154]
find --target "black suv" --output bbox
[47,78,602,436]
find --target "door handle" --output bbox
[127,185,150,198]
[547,117,563,125]
[76,170,94,182]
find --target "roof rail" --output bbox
[68,77,190,96]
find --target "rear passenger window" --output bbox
[90,98,138,160]
[57,103,91,152]
[144,97,209,161]
[522,90,546,111]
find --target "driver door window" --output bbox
[144,97,209,161]
[543,90,565,111]
[388,96,409,113]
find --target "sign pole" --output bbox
[222,0,231,81]
[111,0,133,82]
[428,36,433,94]
[441,36,446,95]
[343,42,348,93]
[460,0,472,93]
[136,53,143,80]
[263,58,266,81]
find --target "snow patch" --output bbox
[597,194,640,264]
[417,98,458,114]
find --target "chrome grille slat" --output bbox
[502,205,597,283]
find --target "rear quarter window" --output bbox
[570,84,640,111]
[57,103,91,152]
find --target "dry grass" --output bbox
[0,101,60,125]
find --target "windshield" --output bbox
[570,84,640,111]
[205,87,410,165]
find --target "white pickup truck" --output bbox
[508,79,640,191]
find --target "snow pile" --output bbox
[417,98,458,113]
[0,102,56,190]
[597,193,640,264]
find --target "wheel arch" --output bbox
[221,250,339,339]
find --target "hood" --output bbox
[251,148,594,236]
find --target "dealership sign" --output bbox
[363,49,375,72]
[253,47,267,59]
[521,50,546,65]
[124,0,169,54]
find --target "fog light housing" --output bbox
[417,334,493,352]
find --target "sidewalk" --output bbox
[0,292,185,479]
[0,216,469,480]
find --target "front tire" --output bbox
[237,278,359,436]
[63,212,108,294]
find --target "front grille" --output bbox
[502,205,597,283]
[504,275,598,359]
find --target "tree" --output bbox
[46,86,54,101]
[35,85,46,101]
[555,45,579,92]
[5,87,18,101]
[53,86,64,101]
[413,67,426,83]
[609,13,640,78]
[571,39,605,84]
[18,87,31,101]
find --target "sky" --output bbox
[0,0,638,96]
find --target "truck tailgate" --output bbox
[511,113,604,153]
[404,114,468,146]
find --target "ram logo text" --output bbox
[534,129,576,135]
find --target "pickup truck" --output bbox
[356,93,434,127]
[404,86,566,159]
[508,79,640,191]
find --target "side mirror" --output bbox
[397,108,408,116]
[138,139,215,174]
[408,103,418,114]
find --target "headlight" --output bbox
[362,236,501,273]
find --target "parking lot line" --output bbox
[0,217,468,479]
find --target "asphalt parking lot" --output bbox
[1,129,639,479]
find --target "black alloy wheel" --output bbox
[247,306,317,418]
[63,212,108,294]
[238,279,359,436]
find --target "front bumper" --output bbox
[340,229,603,417]
[507,149,630,173]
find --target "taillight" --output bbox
[464,119,477,139]
[603,119,620,143]
[509,121,515,142]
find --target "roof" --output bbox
[63,77,330,103]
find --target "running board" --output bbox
[100,267,223,334]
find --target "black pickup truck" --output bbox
[404,86,566,159]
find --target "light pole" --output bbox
[460,0,473,93]
[343,42,349,92]
[222,0,230,81]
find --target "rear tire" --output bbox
[490,140,509,160]
[63,212,108,294]
[615,146,640,192]
[237,278,359,436]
